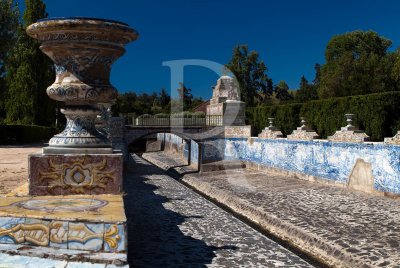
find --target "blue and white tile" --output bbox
[103,224,126,253]
[49,220,69,249]
[23,218,51,246]
[68,222,104,251]
[0,217,25,244]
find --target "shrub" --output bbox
[248,91,400,141]
[0,125,56,144]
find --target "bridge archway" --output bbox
[127,130,201,170]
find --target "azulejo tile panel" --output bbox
[0,217,25,244]
[104,224,126,253]
[0,195,127,252]
[29,154,123,195]
[220,138,400,194]
[68,222,104,251]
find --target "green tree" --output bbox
[176,82,193,111]
[295,76,318,102]
[225,44,272,107]
[319,30,395,98]
[275,80,293,101]
[158,88,171,108]
[4,0,55,125]
[0,0,19,121]
[312,63,321,90]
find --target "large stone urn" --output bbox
[26,18,138,196]
[26,17,138,153]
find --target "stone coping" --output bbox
[0,194,126,223]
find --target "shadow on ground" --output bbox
[123,155,226,267]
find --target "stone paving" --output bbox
[124,154,314,267]
[142,152,400,268]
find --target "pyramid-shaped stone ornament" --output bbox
[287,117,319,141]
[328,114,369,143]
[258,118,283,139]
[384,131,400,145]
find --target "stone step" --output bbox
[201,160,246,172]
[0,246,127,267]
[0,194,127,265]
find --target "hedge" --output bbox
[0,125,56,144]
[247,91,400,141]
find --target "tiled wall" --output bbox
[190,140,199,168]
[205,137,400,195]
[0,217,126,253]
[156,133,200,167]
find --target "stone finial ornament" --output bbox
[384,131,400,145]
[328,114,369,143]
[26,17,138,153]
[258,118,283,139]
[206,75,246,126]
[287,117,319,141]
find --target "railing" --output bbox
[126,114,224,127]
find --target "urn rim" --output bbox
[26,17,139,44]
[37,16,130,26]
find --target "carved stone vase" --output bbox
[26,18,138,152]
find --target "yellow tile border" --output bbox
[0,194,126,223]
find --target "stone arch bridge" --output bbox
[125,125,225,145]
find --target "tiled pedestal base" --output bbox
[0,194,127,257]
[29,153,123,195]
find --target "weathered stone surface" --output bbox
[144,152,400,268]
[124,154,313,267]
[224,125,251,138]
[258,129,283,139]
[210,75,241,104]
[26,18,138,148]
[206,76,246,126]
[29,153,123,195]
[328,114,369,143]
[258,118,284,139]
[348,159,374,194]
[384,130,400,145]
[287,118,319,141]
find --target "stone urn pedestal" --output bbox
[0,18,139,263]
[25,18,138,197]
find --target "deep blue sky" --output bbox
[18,0,400,99]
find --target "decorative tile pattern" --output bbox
[68,222,104,251]
[216,138,400,194]
[104,224,126,252]
[0,217,25,244]
[49,221,69,248]
[29,154,123,195]
[0,195,126,253]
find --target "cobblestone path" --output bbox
[142,152,400,268]
[124,154,314,267]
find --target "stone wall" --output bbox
[205,137,400,195]
[190,140,199,168]
[156,133,200,168]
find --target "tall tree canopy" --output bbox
[225,44,273,107]
[0,0,19,120]
[319,30,396,98]
[4,0,55,125]
[295,75,318,102]
[274,80,293,101]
